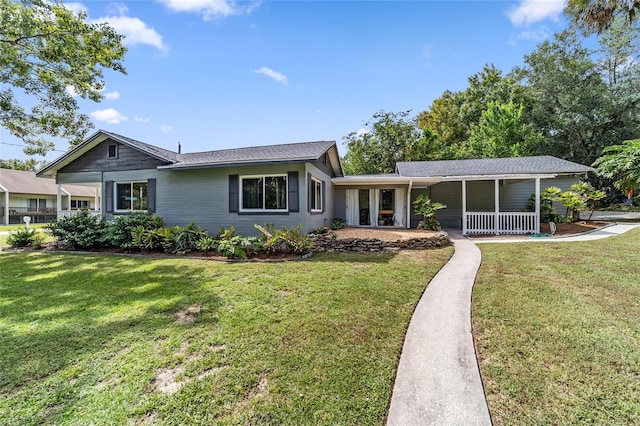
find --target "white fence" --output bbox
[59,210,102,218]
[465,212,537,235]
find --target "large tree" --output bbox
[0,0,127,156]
[593,138,640,201]
[342,110,428,175]
[566,0,640,33]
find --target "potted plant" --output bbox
[413,194,446,230]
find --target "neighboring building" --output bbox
[37,130,594,235]
[0,169,98,225]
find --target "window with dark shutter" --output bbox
[229,174,239,213]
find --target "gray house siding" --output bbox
[59,140,169,173]
[305,163,335,230]
[155,163,313,235]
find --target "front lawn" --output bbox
[473,228,640,425]
[0,248,452,424]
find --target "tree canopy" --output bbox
[0,0,127,156]
[566,0,640,33]
[341,110,429,175]
[593,138,640,199]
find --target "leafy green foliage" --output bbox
[565,0,640,33]
[254,224,312,255]
[195,235,217,255]
[0,158,46,171]
[570,182,606,219]
[594,138,640,200]
[45,210,108,250]
[342,110,429,174]
[107,212,164,250]
[413,194,447,230]
[330,218,346,230]
[6,227,43,248]
[0,0,127,155]
[162,223,206,254]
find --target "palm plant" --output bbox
[413,194,447,230]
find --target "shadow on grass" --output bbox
[0,253,222,393]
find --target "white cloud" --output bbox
[66,85,78,97]
[133,116,150,123]
[106,3,129,16]
[355,128,369,137]
[158,0,260,20]
[91,108,128,124]
[104,91,120,100]
[253,67,289,85]
[508,0,566,26]
[91,16,167,51]
[64,2,88,15]
[160,125,173,133]
[510,27,550,45]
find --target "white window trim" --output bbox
[114,181,148,213]
[311,176,322,212]
[239,174,288,212]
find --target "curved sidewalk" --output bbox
[387,232,491,426]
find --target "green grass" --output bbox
[0,248,452,425]
[473,228,640,425]
[0,224,47,232]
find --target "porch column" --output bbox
[56,183,62,219]
[95,186,100,211]
[494,179,500,235]
[462,180,467,235]
[406,181,413,229]
[535,177,541,234]
[66,190,71,211]
[2,187,8,225]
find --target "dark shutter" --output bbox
[307,172,312,213]
[147,178,156,213]
[229,174,239,213]
[105,181,113,213]
[321,180,326,213]
[288,171,299,212]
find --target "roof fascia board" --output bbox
[440,173,557,181]
[332,177,442,185]
[37,131,110,178]
[0,183,7,192]
[157,158,314,170]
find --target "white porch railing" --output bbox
[466,212,537,235]
[59,209,102,218]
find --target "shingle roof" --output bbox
[99,130,179,163]
[396,156,594,177]
[174,140,336,166]
[0,169,96,196]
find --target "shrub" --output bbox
[162,223,206,254]
[413,194,446,230]
[6,227,43,248]
[107,212,164,250]
[277,225,312,254]
[216,235,261,259]
[196,235,217,255]
[45,210,108,250]
[330,218,346,230]
[254,224,282,253]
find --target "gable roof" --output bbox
[0,169,96,197]
[38,130,343,178]
[163,140,342,176]
[396,156,594,178]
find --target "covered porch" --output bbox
[333,174,555,236]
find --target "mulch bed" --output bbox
[467,221,610,238]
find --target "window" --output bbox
[310,177,322,212]
[71,200,89,209]
[28,199,46,211]
[115,181,148,211]
[108,144,118,158]
[241,175,287,211]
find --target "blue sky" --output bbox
[0,0,570,162]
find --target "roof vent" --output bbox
[178,142,181,154]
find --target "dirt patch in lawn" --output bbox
[540,221,609,235]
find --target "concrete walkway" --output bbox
[471,222,640,244]
[387,231,491,426]
[387,222,639,425]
